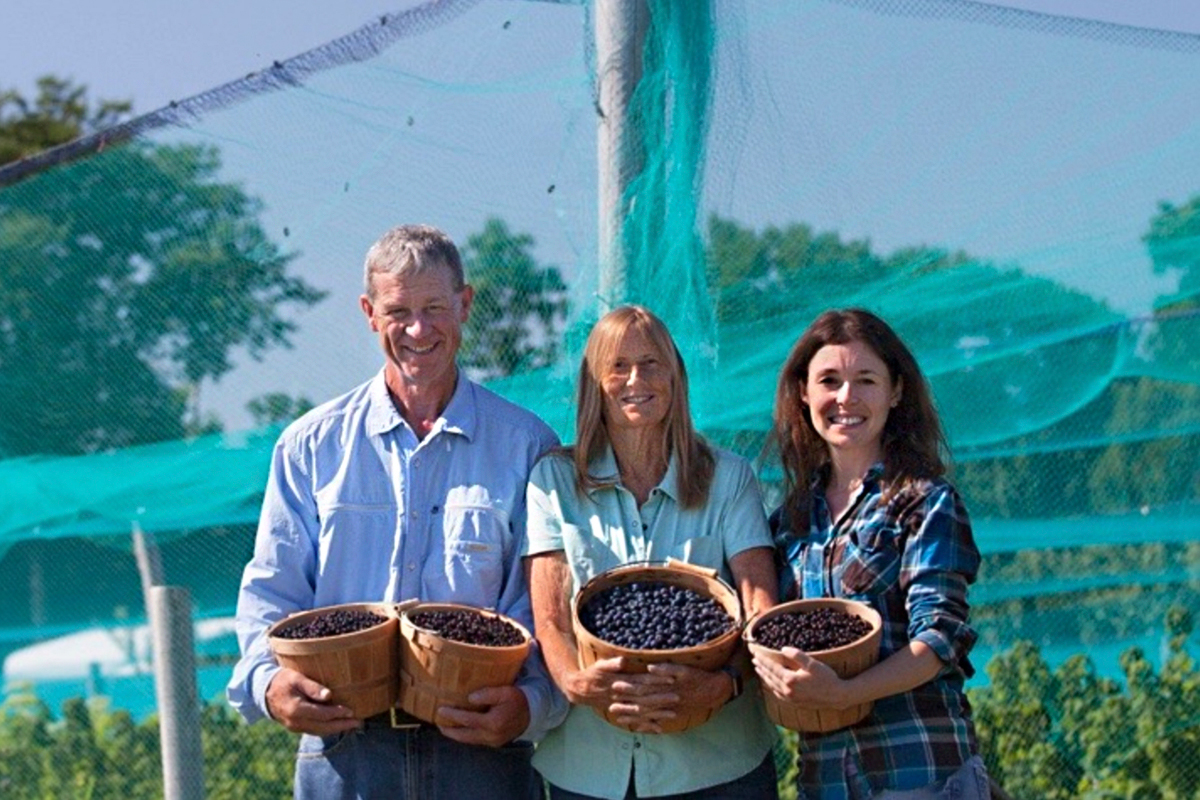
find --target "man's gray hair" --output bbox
[363,224,465,297]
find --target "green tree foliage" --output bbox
[0,79,327,457]
[1146,195,1200,315]
[706,214,889,324]
[0,76,130,165]
[969,606,1200,800]
[459,217,568,380]
[246,393,315,428]
[0,693,296,799]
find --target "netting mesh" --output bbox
[1,0,1198,797]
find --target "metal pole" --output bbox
[149,585,205,800]
[595,0,648,310]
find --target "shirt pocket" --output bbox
[435,488,509,596]
[839,525,901,598]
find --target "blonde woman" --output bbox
[524,305,779,800]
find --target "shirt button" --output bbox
[407,562,416,571]
[642,522,648,530]
[410,510,418,519]
[633,741,641,749]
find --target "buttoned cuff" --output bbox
[250,662,282,723]
[515,676,569,743]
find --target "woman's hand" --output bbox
[564,655,675,710]
[755,639,946,710]
[605,662,732,733]
[752,647,853,710]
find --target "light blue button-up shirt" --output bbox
[524,445,778,798]
[227,369,567,742]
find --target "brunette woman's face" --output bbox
[801,340,901,460]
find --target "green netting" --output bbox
[2,0,1199,796]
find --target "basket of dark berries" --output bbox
[396,601,532,725]
[744,597,883,732]
[572,559,743,733]
[266,602,399,718]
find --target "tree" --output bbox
[0,79,327,456]
[459,217,568,381]
[1145,195,1200,315]
[968,607,1200,800]
[246,392,315,428]
[705,214,888,325]
[0,76,130,165]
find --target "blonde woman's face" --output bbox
[601,328,672,433]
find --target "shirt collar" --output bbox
[586,443,680,501]
[364,368,475,440]
[811,460,885,490]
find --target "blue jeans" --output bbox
[548,752,778,800]
[294,726,541,800]
[867,757,991,800]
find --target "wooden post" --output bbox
[148,585,206,800]
[134,523,205,800]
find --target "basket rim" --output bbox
[266,601,398,643]
[744,597,882,657]
[399,601,532,652]
[571,561,744,657]
[573,561,740,607]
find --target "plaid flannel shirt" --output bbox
[773,464,981,800]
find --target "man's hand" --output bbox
[434,685,530,747]
[264,667,361,735]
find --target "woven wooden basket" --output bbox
[572,559,743,733]
[397,601,531,726]
[267,602,399,719]
[745,597,882,732]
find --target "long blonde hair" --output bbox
[573,305,714,508]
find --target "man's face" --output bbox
[360,265,473,395]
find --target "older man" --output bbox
[228,224,565,799]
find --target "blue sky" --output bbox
[2,0,1198,115]
[3,0,1198,432]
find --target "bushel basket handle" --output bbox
[394,598,420,615]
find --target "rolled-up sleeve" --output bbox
[900,485,980,670]
[718,456,774,558]
[523,456,568,557]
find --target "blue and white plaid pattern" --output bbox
[772,464,982,799]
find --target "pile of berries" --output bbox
[580,581,734,651]
[274,609,388,640]
[753,607,873,652]
[410,609,525,647]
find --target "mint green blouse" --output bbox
[524,445,777,799]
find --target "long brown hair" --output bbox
[573,305,715,508]
[773,308,948,524]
